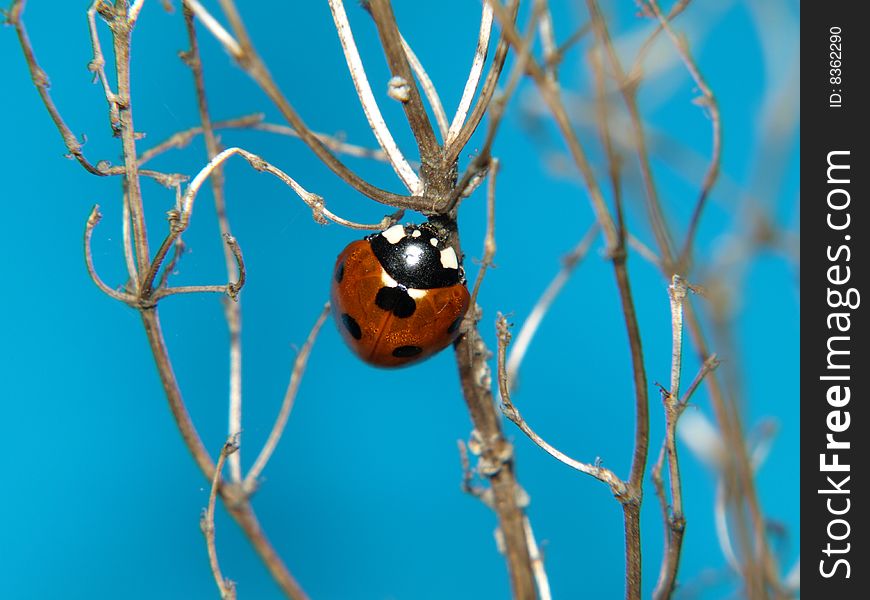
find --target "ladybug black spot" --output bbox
[374,286,416,318]
[335,260,345,284]
[447,315,463,334]
[341,313,362,340]
[392,345,423,358]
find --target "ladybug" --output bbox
[330,221,470,368]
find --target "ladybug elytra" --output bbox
[330,222,470,367]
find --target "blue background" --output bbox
[1,1,798,598]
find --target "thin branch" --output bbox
[182,4,244,481]
[83,205,137,303]
[8,0,106,176]
[140,309,309,599]
[453,311,536,599]
[446,1,494,145]
[138,114,263,165]
[400,34,449,139]
[109,0,151,284]
[643,0,722,270]
[87,1,121,137]
[201,437,239,600]
[244,303,330,491]
[446,1,520,165]
[496,314,627,497]
[149,234,246,303]
[327,0,421,193]
[468,159,499,308]
[586,0,676,268]
[189,0,423,209]
[524,516,552,600]
[177,147,388,233]
[488,6,651,596]
[505,225,598,388]
[652,275,689,600]
[366,0,441,171]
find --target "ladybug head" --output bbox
[367,222,463,289]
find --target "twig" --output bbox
[505,225,598,388]
[83,205,137,304]
[138,114,263,166]
[468,159,499,308]
[488,5,651,597]
[244,303,330,491]
[190,0,423,209]
[149,234,245,302]
[365,0,441,174]
[524,516,552,600]
[453,309,536,599]
[178,147,389,232]
[446,1,493,145]
[201,437,240,600]
[328,0,422,193]
[182,4,244,481]
[652,275,689,600]
[496,315,627,497]
[446,1,520,164]
[8,0,106,176]
[644,0,723,270]
[87,1,121,137]
[399,34,449,139]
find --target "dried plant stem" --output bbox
[468,159,499,307]
[183,4,244,482]
[8,0,106,176]
[446,1,493,145]
[366,0,440,170]
[497,316,627,497]
[84,206,137,304]
[141,308,309,599]
[202,438,239,600]
[683,300,774,598]
[245,304,330,491]
[399,34,450,139]
[191,0,422,209]
[644,0,722,269]
[453,317,537,600]
[327,0,421,192]
[651,275,688,600]
[488,4,651,597]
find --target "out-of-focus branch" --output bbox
[505,225,598,389]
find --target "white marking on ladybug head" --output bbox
[430,238,438,246]
[411,229,421,238]
[382,224,406,244]
[407,288,427,299]
[440,247,459,270]
[381,271,398,288]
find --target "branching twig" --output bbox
[328,0,422,193]
[652,275,688,600]
[446,1,493,145]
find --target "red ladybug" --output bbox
[330,221,470,367]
